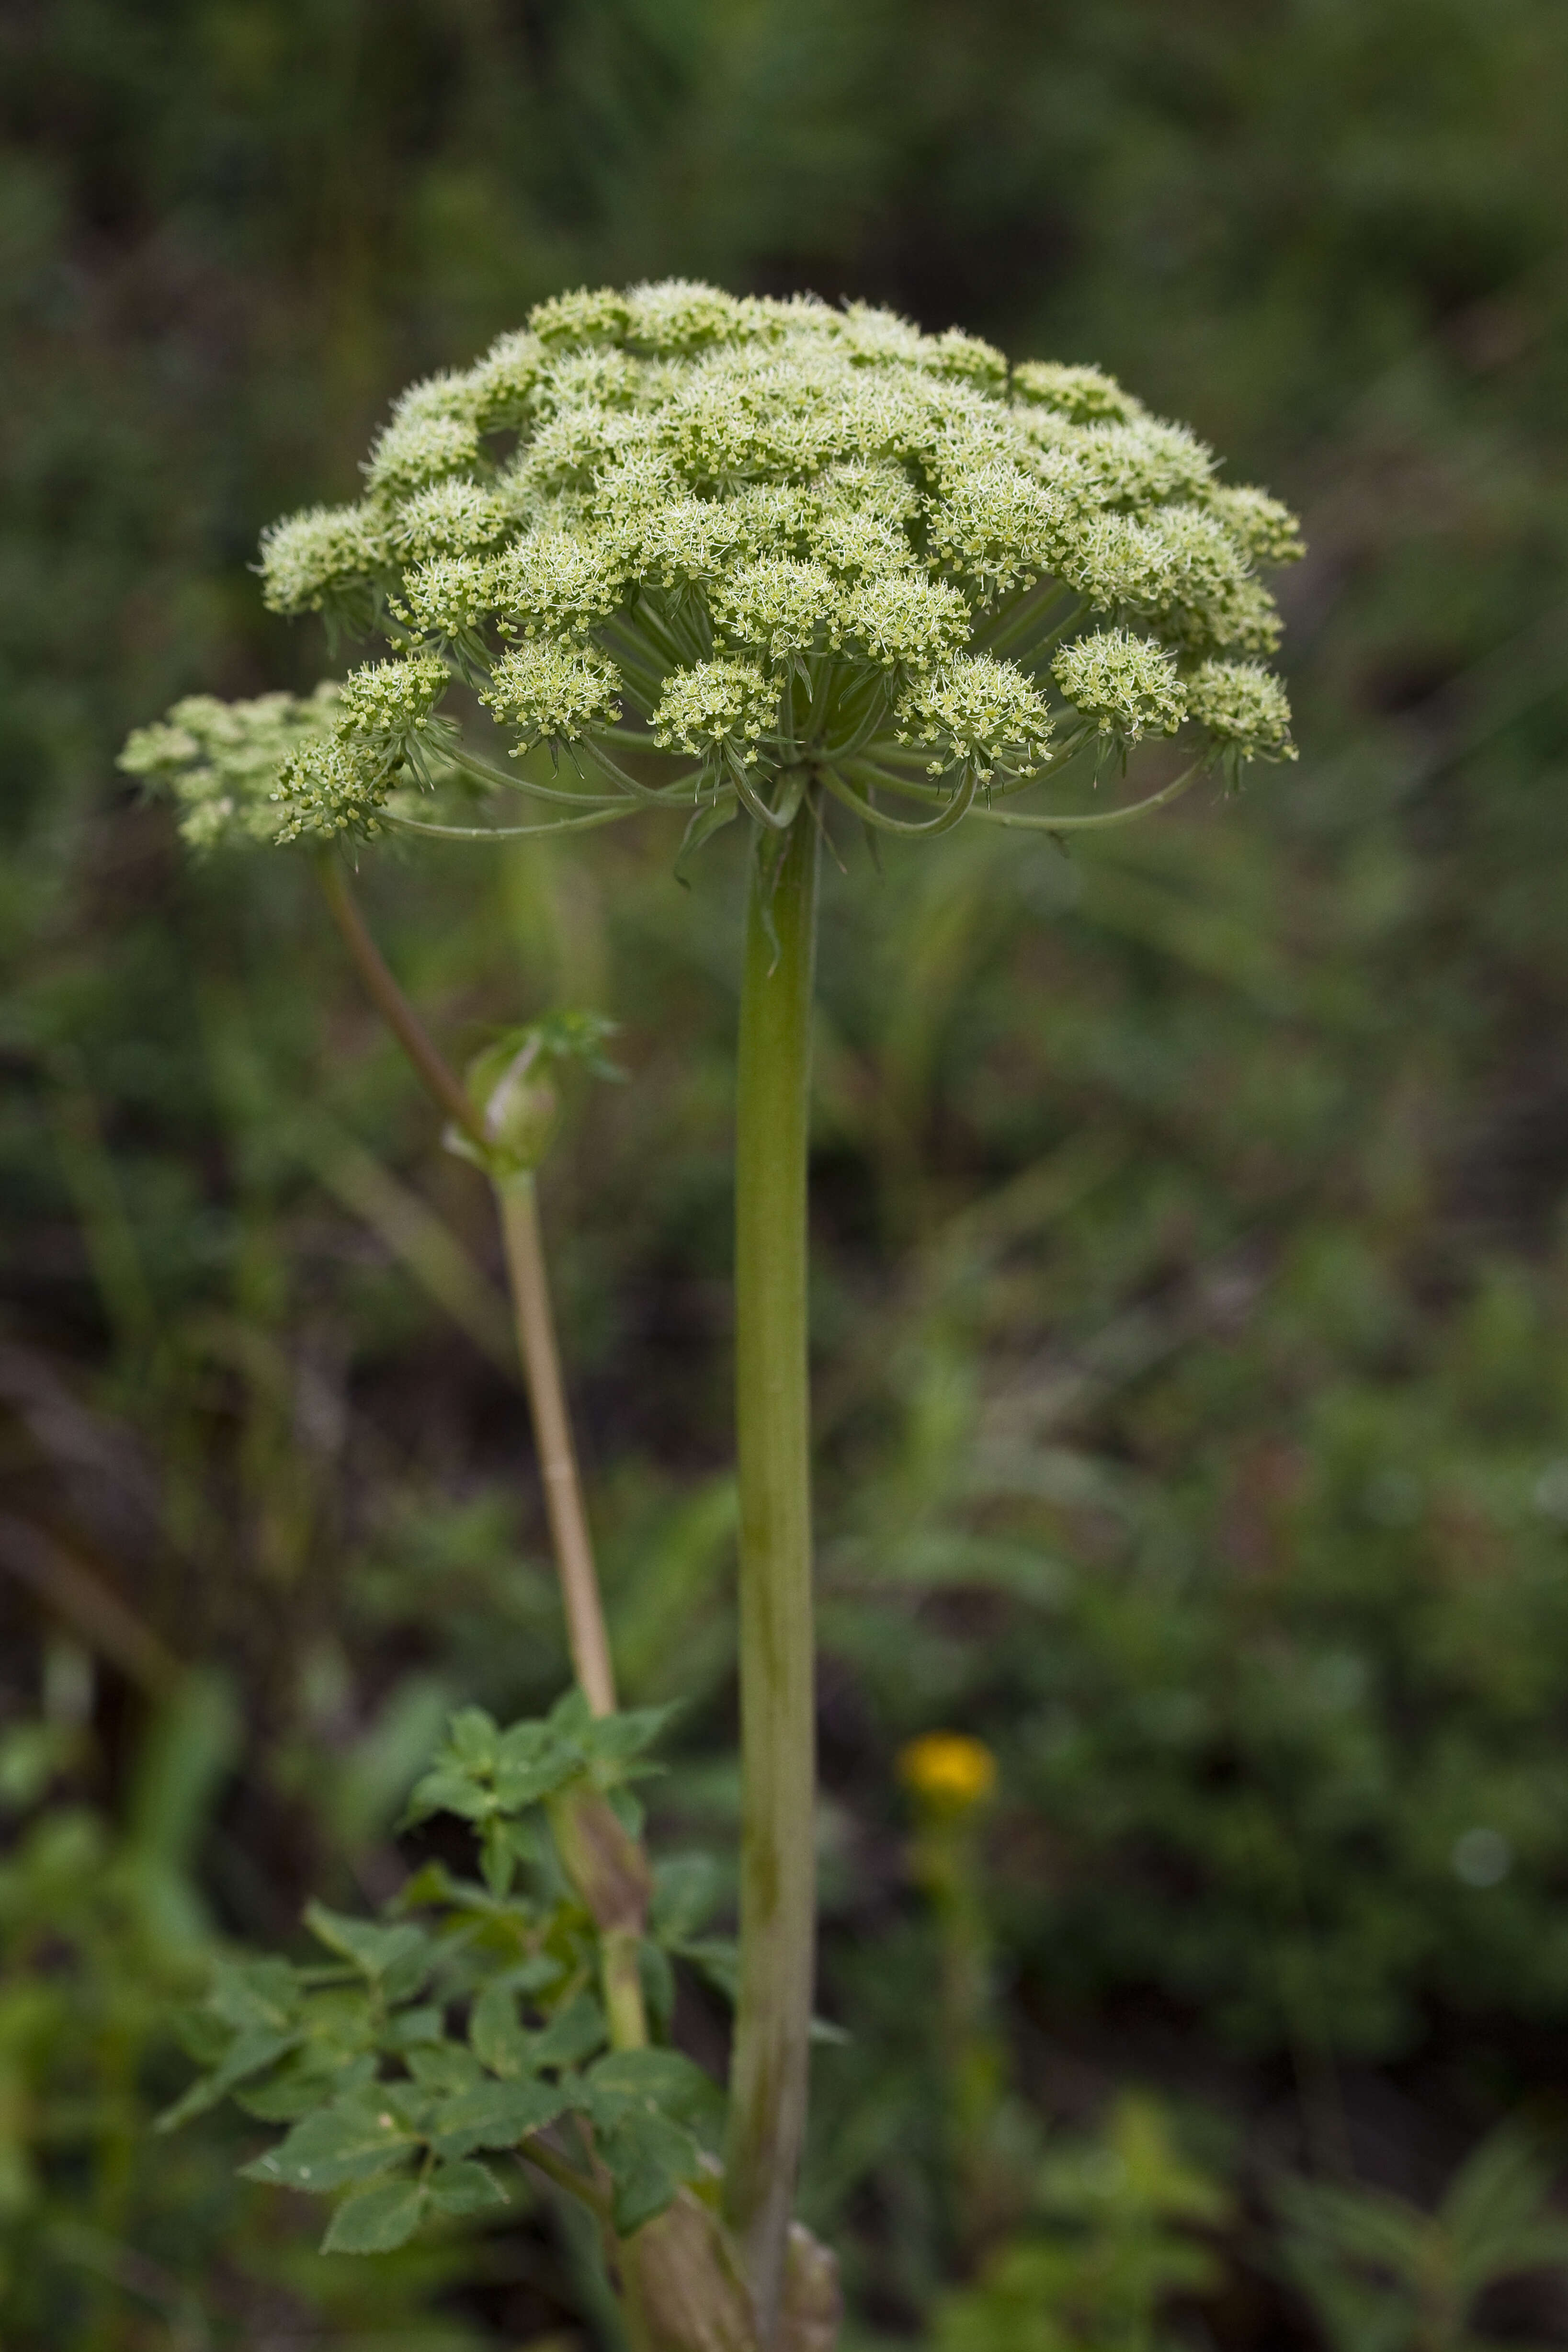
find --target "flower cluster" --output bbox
[141,281,1301,847]
[119,685,341,848]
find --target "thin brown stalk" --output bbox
[315,854,482,1144]
[496,1174,617,1717]
[314,851,616,1716]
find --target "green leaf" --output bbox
[596,2107,703,2235]
[236,2051,377,2123]
[471,1980,533,2079]
[588,2046,724,2137]
[429,2159,509,2217]
[531,1990,606,2069]
[447,1708,500,1771]
[493,1718,580,1807]
[427,2075,575,2160]
[641,1941,677,2040]
[397,1859,461,1908]
[580,1704,678,1769]
[547,1688,594,1741]
[154,2025,300,2132]
[322,2175,428,2253]
[172,2003,237,2067]
[404,1765,494,1825]
[406,2041,483,2095]
[650,1855,722,1943]
[385,2004,445,2049]
[304,1903,433,2003]
[607,1784,647,1838]
[208,1955,302,2034]
[241,2088,420,2193]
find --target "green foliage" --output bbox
[1278,2124,1568,2352]
[171,1694,725,2252]
[932,2096,1229,2352]
[0,1687,483,2349]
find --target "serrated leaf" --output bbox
[241,2088,420,2193]
[384,2005,444,2050]
[547,1688,593,1740]
[607,1785,647,1838]
[154,2025,300,2132]
[641,1941,677,2039]
[171,2003,236,2067]
[236,2052,376,2123]
[480,1720,581,1812]
[580,1704,677,1768]
[322,2175,427,2254]
[428,2159,509,2216]
[446,1708,500,1770]
[303,1903,433,2005]
[492,1754,580,1811]
[427,2075,575,2160]
[588,2046,724,2136]
[530,1990,606,2070]
[209,1956,302,2034]
[294,1985,378,2061]
[406,2042,483,2096]
[650,1855,722,1943]
[596,2106,703,2235]
[404,1766,494,1826]
[397,1860,460,1908]
[471,1980,533,2080]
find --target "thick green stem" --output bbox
[722,807,821,2338]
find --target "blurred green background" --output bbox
[5,1,1568,2344]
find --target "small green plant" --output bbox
[1278,2123,1568,2352]
[167,1695,720,2243]
[932,2094,1231,2352]
[0,1675,491,2351]
[122,278,1299,2350]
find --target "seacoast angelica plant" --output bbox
[122,282,1302,2352]
[123,278,1299,858]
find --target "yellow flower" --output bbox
[898,1732,997,1812]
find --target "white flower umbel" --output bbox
[140,280,1299,857]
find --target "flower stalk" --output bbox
[315,853,618,1717]
[723,806,822,2336]
[495,1171,617,1718]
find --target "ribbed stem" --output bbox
[722,807,821,2339]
